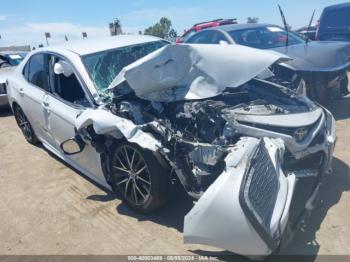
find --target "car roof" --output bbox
[43,35,165,56]
[323,2,350,12]
[215,23,280,32]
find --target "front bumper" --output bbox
[184,137,296,257]
[183,112,336,258]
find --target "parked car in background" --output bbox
[184,23,350,102]
[7,35,336,258]
[317,2,350,41]
[0,52,27,67]
[176,18,237,43]
[0,51,27,108]
[295,23,317,40]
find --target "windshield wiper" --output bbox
[278,5,289,47]
[305,10,315,44]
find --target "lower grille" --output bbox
[239,140,279,249]
[283,150,325,172]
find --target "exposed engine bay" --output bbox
[107,78,316,195]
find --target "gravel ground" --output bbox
[0,95,349,260]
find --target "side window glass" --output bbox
[211,31,229,44]
[182,30,197,42]
[50,56,90,107]
[186,31,214,44]
[28,54,49,91]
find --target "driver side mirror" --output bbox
[60,136,85,155]
[54,60,74,77]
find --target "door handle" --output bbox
[19,87,24,94]
[43,101,49,107]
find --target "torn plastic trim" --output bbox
[183,137,297,257]
[75,108,162,152]
[108,44,291,102]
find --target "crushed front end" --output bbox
[76,44,336,258]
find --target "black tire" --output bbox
[13,105,39,145]
[110,142,170,213]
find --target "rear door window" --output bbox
[182,30,197,42]
[26,54,49,91]
[186,31,216,44]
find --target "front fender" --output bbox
[74,108,162,152]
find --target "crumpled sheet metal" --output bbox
[273,41,350,72]
[108,44,290,102]
[74,108,162,152]
[183,137,296,257]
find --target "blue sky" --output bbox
[0,0,346,47]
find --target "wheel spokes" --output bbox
[124,177,131,198]
[134,182,146,200]
[113,165,130,173]
[135,165,147,175]
[115,153,128,170]
[130,151,136,170]
[132,183,139,205]
[123,147,131,167]
[113,145,151,206]
[117,177,129,185]
[136,176,151,186]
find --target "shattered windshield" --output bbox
[229,26,304,49]
[82,40,169,97]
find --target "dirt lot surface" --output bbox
[0,96,349,259]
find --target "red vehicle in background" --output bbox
[176,18,238,43]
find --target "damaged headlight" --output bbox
[293,127,309,142]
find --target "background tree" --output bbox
[247,17,259,23]
[144,17,178,40]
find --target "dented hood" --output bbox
[108,44,290,102]
[272,41,350,72]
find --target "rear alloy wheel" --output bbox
[111,143,169,213]
[13,106,38,145]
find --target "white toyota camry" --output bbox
[6,35,336,258]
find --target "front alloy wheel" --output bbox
[111,143,169,213]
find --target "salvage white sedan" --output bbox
[7,35,336,258]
